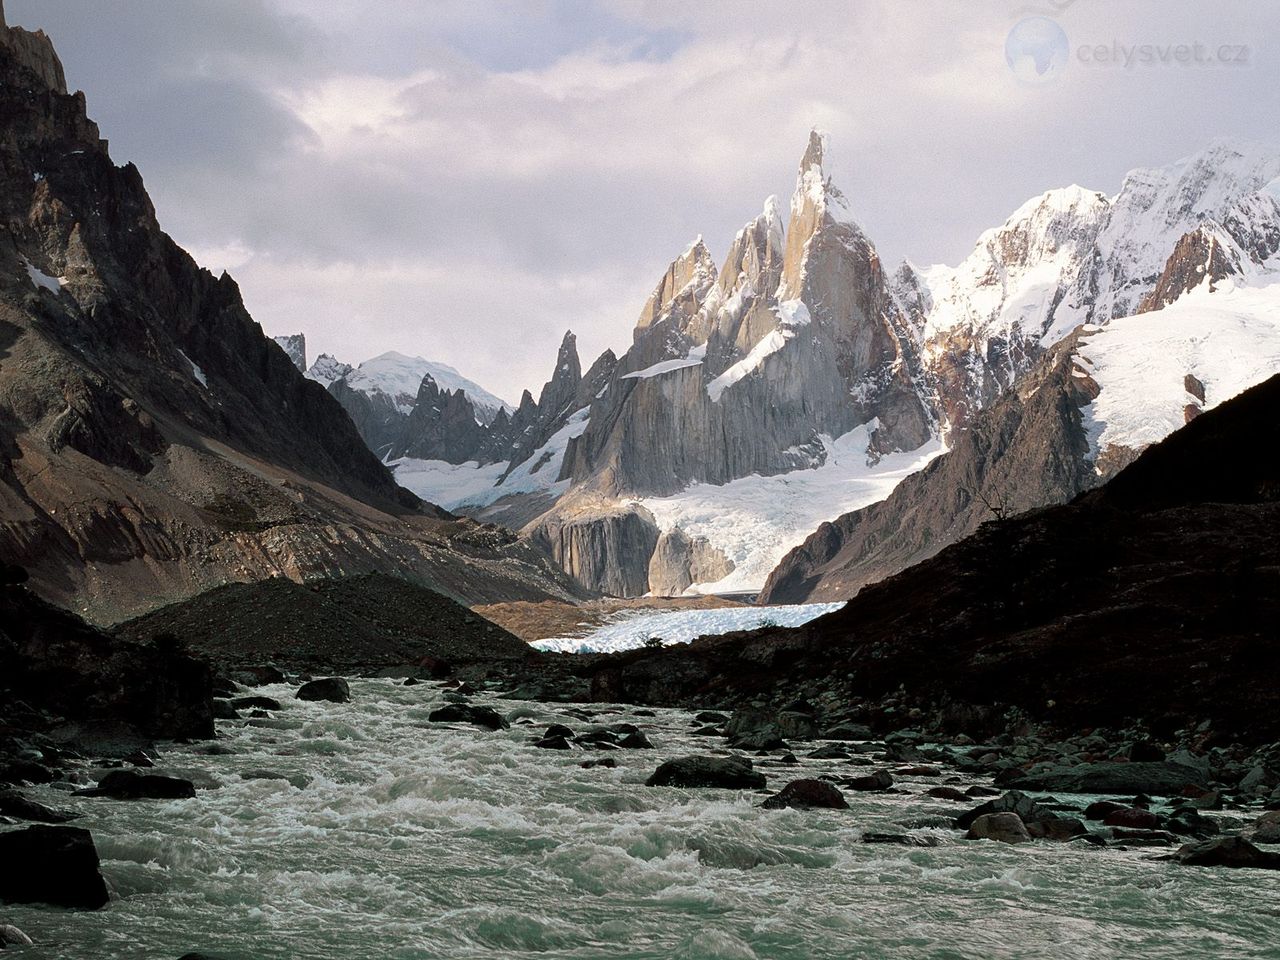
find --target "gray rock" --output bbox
[966,812,1032,844]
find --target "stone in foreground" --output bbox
[0,825,110,909]
[646,755,766,789]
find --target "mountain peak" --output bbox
[0,8,68,95]
[791,129,847,218]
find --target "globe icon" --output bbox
[1005,17,1069,84]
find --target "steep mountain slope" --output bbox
[763,246,1280,603]
[0,19,583,620]
[593,372,1280,742]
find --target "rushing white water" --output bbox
[5,680,1276,960]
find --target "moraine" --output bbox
[4,679,1276,960]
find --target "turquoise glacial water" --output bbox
[5,679,1278,959]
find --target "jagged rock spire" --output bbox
[635,237,718,337]
[779,130,848,301]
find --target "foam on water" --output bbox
[4,679,1276,959]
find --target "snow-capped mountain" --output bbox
[391,134,1280,600]
[310,351,511,424]
[762,141,1280,604]
[305,350,515,461]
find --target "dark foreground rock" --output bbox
[0,825,110,908]
[1174,836,1280,870]
[761,778,849,810]
[296,678,351,703]
[646,756,766,789]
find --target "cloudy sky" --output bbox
[7,0,1278,401]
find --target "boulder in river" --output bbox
[0,788,78,823]
[761,778,849,810]
[1103,807,1160,830]
[296,678,351,703]
[956,790,1068,834]
[427,704,509,730]
[534,736,572,750]
[646,755,767,789]
[80,770,196,800]
[846,770,893,791]
[1174,836,1280,869]
[0,825,110,908]
[1249,810,1280,844]
[0,923,34,947]
[966,812,1032,844]
[1006,760,1206,796]
[724,709,788,750]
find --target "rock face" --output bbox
[588,373,1280,744]
[0,825,110,909]
[561,134,932,500]
[761,335,1101,602]
[0,24,581,620]
[520,133,938,594]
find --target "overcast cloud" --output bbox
[7,0,1278,402]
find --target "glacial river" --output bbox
[6,680,1277,959]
